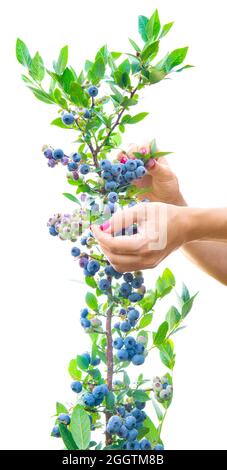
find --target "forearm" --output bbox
[182,240,227,285]
[185,207,227,242]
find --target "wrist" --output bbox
[171,192,187,207]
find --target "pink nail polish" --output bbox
[100,221,110,231]
[147,158,156,169]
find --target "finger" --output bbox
[91,224,145,255]
[98,248,139,273]
[146,158,173,182]
[127,143,140,159]
[103,204,147,236]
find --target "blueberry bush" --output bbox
[16,8,196,451]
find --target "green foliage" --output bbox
[71,405,91,449]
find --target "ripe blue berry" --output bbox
[71,247,81,257]
[49,226,58,236]
[127,309,140,322]
[123,272,134,283]
[124,171,136,182]
[80,308,89,318]
[128,429,138,441]
[101,159,112,171]
[53,149,64,160]
[125,415,137,430]
[135,343,145,354]
[72,153,81,163]
[124,336,136,349]
[79,164,90,175]
[80,318,91,328]
[98,278,111,291]
[118,425,129,439]
[91,357,101,366]
[105,181,117,191]
[62,113,74,125]
[126,440,140,450]
[113,337,124,349]
[140,438,151,450]
[128,292,143,302]
[117,406,126,417]
[119,282,132,298]
[58,413,70,425]
[108,192,118,203]
[84,109,91,119]
[132,354,145,366]
[52,425,60,438]
[71,381,82,393]
[81,352,91,364]
[111,163,123,175]
[93,385,105,401]
[117,349,129,361]
[132,277,144,288]
[102,170,112,181]
[120,321,131,332]
[87,260,100,275]
[154,444,164,450]
[107,415,122,434]
[80,236,88,246]
[44,148,53,158]
[83,393,95,407]
[119,308,127,316]
[135,166,147,178]
[114,322,120,329]
[126,160,137,171]
[68,162,78,171]
[135,401,146,410]
[88,86,99,97]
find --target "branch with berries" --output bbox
[16,7,195,451]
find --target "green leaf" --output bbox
[51,117,71,129]
[60,67,75,93]
[181,283,190,302]
[59,423,78,450]
[29,52,45,82]
[139,313,153,329]
[166,306,181,330]
[151,397,163,421]
[53,88,68,108]
[62,193,81,204]
[71,404,91,449]
[159,339,175,369]
[181,293,198,319]
[123,371,130,387]
[176,64,194,73]
[68,359,82,380]
[118,59,131,75]
[137,426,150,440]
[143,417,158,443]
[28,88,55,104]
[56,402,68,415]
[16,38,31,67]
[161,47,189,73]
[132,390,150,402]
[141,41,159,62]
[55,45,68,75]
[76,354,89,371]
[156,268,175,298]
[127,112,149,124]
[147,67,165,84]
[85,292,98,311]
[85,276,97,288]
[146,9,161,41]
[70,82,89,107]
[138,16,149,42]
[154,321,169,345]
[90,57,105,83]
[159,22,174,39]
[128,38,141,52]
[105,391,115,410]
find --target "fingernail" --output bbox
[147,158,156,169]
[100,221,110,231]
[140,147,147,155]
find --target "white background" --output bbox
[0,0,227,450]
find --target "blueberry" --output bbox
[135,343,145,354]
[71,247,81,257]
[68,162,78,171]
[80,308,89,318]
[101,159,112,171]
[108,192,118,203]
[128,429,138,441]
[58,413,70,425]
[117,406,126,417]
[80,236,88,246]
[53,149,64,160]
[117,349,129,361]
[132,354,145,366]
[124,171,136,182]
[79,257,88,268]
[124,336,136,349]
[135,401,145,410]
[104,265,115,276]
[135,159,144,167]
[108,202,117,214]
[140,438,151,450]
[136,166,147,178]
[125,415,137,430]
[44,148,53,158]
[48,158,56,167]
[126,440,140,450]
[123,273,134,283]
[102,170,112,181]
[100,384,109,396]
[132,276,144,288]
[113,379,122,386]
[98,279,111,291]
[79,164,90,175]
[128,292,143,302]
[118,425,129,439]
[154,444,164,450]
[105,181,118,191]
[71,381,82,393]
[107,415,122,434]
[84,109,91,119]
[49,226,58,236]
[113,337,124,349]
[72,153,81,163]
[126,160,137,171]
[81,352,91,364]
[83,393,95,407]
[88,86,99,97]
[162,383,168,390]
[127,309,140,322]
[80,318,91,328]
[111,163,123,176]
[52,425,60,438]
[87,260,100,275]
[120,321,131,332]
[72,170,79,180]
[62,113,74,125]
[93,385,105,401]
[119,282,132,298]
[120,308,127,316]
[90,357,101,366]
[114,322,120,329]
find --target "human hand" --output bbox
[91,202,190,272]
[118,142,186,206]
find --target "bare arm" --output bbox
[182,241,227,285]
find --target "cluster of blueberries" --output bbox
[152,376,173,403]
[106,403,163,450]
[113,334,146,366]
[114,306,140,331]
[100,157,147,193]
[61,86,99,126]
[80,307,102,331]
[42,146,91,181]
[118,271,145,303]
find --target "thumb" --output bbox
[100,205,144,235]
[146,158,173,182]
